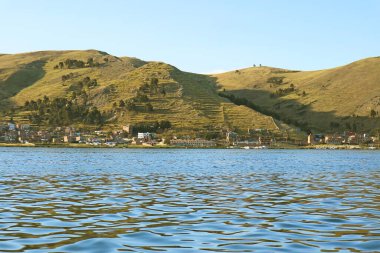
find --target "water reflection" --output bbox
[0,148,379,252]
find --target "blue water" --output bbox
[0,148,379,252]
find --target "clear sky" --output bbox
[1,0,379,73]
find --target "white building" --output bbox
[137,132,153,140]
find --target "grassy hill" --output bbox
[214,57,380,132]
[3,50,378,135]
[0,50,280,136]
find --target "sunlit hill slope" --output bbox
[214,57,380,132]
[0,50,278,135]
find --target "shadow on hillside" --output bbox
[222,88,380,133]
[0,60,46,108]
[171,71,221,100]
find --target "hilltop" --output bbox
[214,58,380,132]
[0,50,280,137]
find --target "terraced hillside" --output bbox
[214,57,380,132]
[0,50,278,135]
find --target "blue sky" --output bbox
[1,0,379,73]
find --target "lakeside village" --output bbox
[1,121,380,149]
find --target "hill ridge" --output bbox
[214,56,380,132]
[1,50,380,134]
[0,50,281,137]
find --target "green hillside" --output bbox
[214,57,380,132]
[0,50,279,136]
[2,50,379,135]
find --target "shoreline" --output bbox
[0,143,378,150]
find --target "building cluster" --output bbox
[226,130,380,148]
[170,138,216,148]
[0,122,166,146]
[226,129,287,147]
[1,121,379,148]
[307,132,378,146]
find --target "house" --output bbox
[313,134,325,143]
[348,135,360,145]
[64,135,76,143]
[8,123,16,131]
[131,137,143,145]
[325,134,344,145]
[137,132,154,140]
[52,137,63,144]
[4,131,18,142]
[226,131,238,143]
[259,136,273,146]
[307,133,312,145]
[18,131,29,143]
[17,124,30,130]
[170,139,216,147]
[64,127,75,135]
[75,136,85,143]
[235,139,260,147]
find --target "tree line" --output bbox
[113,78,167,113]
[24,96,104,126]
[53,57,105,69]
[132,121,172,134]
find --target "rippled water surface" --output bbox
[0,148,380,253]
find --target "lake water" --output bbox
[0,148,379,253]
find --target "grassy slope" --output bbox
[214,57,380,131]
[0,50,278,135]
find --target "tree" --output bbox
[352,122,358,132]
[85,107,103,125]
[160,87,166,97]
[159,120,171,129]
[330,121,340,129]
[87,58,94,67]
[135,93,149,102]
[150,78,159,86]
[205,132,220,140]
[119,100,125,107]
[145,103,153,112]
[83,76,91,84]
[43,95,50,104]
[68,91,77,101]
[370,109,377,118]
[126,99,136,111]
